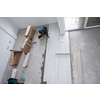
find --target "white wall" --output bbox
[0,17,18,39]
[0,17,18,83]
[8,17,57,29]
[0,29,15,83]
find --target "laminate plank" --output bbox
[76,49,83,84]
[58,32,71,84]
[50,23,59,84]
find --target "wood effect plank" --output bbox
[50,23,59,84]
[47,24,54,83]
[43,24,52,82]
[23,53,31,67]
[55,52,70,55]
[58,32,71,84]
[58,55,71,83]
[76,49,83,84]
[10,50,23,53]
[43,23,59,83]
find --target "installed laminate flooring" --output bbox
[43,23,72,84]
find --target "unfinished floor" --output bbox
[2,23,72,84]
[70,27,100,84]
[2,25,48,84]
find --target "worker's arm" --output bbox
[48,35,50,38]
[43,29,50,38]
[46,32,50,38]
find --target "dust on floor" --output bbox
[69,27,100,84]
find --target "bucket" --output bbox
[38,35,44,40]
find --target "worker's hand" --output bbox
[48,36,50,38]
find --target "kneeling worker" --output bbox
[39,26,50,38]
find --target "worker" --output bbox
[39,26,50,38]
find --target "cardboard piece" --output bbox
[9,50,22,66]
[25,26,35,41]
[21,37,33,53]
[16,81,24,84]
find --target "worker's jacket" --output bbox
[39,26,48,36]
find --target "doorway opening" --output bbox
[64,17,85,31]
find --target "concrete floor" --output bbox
[1,25,48,84]
[69,27,100,84]
[2,24,100,84]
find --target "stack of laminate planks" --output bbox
[9,50,22,66]
[21,26,35,54]
[21,37,33,54]
[25,26,35,40]
[9,26,35,66]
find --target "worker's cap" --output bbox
[39,28,42,33]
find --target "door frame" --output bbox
[84,17,100,29]
[65,17,100,32]
[64,17,84,32]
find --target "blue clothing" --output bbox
[39,26,48,36]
